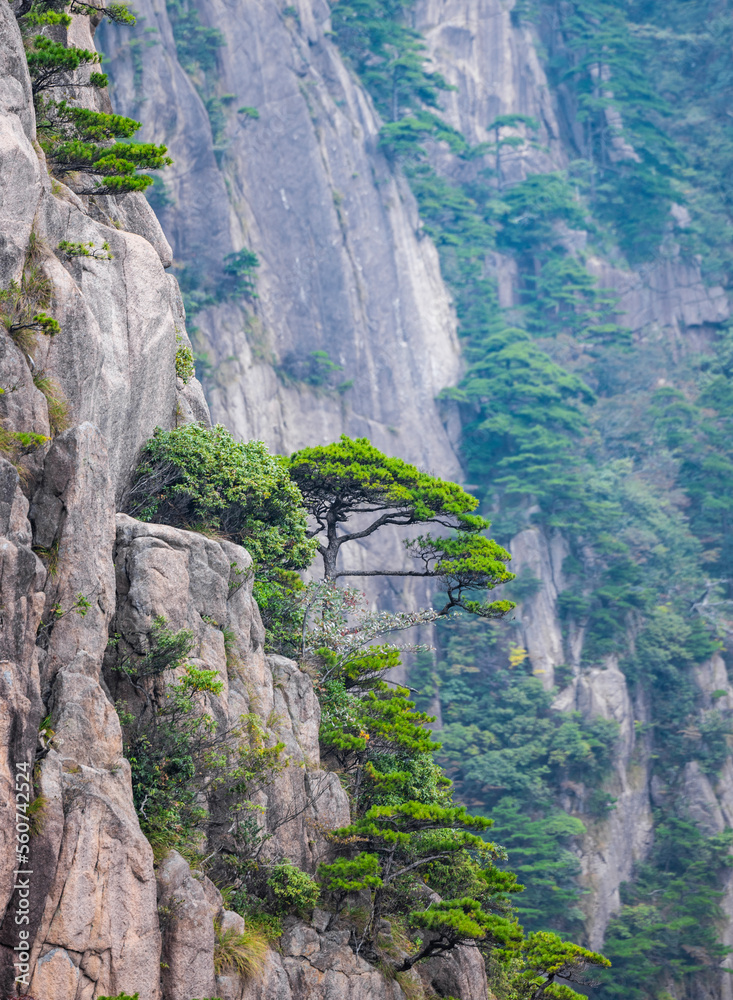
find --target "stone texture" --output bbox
[0,461,46,990]
[157,851,217,1000]
[98,0,463,471]
[509,527,566,690]
[415,0,565,178]
[559,660,654,949]
[109,515,351,869]
[417,942,490,1000]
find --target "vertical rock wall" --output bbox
[27,0,733,992]
[0,10,495,999]
[99,0,462,470]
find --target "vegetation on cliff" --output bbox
[330,0,733,996]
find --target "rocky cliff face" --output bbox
[97,0,733,991]
[98,0,462,470]
[0,8,495,999]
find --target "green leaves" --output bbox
[331,0,450,123]
[319,853,383,893]
[289,435,479,525]
[221,248,260,299]
[288,436,513,615]
[406,897,522,969]
[266,863,320,915]
[36,100,171,193]
[25,36,100,94]
[518,930,610,998]
[130,423,317,573]
[597,820,733,998]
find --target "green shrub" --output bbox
[57,239,113,260]
[175,339,195,383]
[276,350,348,391]
[0,427,49,464]
[0,240,59,352]
[127,423,316,572]
[266,862,320,915]
[220,248,259,299]
[116,617,286,859]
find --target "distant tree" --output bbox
[485,113,539,190]
[288,435,514,617]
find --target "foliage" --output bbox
[0,240,59,353]
[405,897,522,972]
[220,248,260,299]
[117,618,286,858]
[175,339,195,383]
[623,606,728,774]
[213,924,268,978]
[330,0,452,123]
[277,350,349,392]
[57,239,113,260]
[25,36,105,95]
[288,436,515,616]
[413,610,620,933]
[266,862,320,915]
[516,930,610,999]
[164,0,224,74]
[320,801,522,965]
[36,99,170,194]
[32,371,70,435]
[299,580,440,664]
[127,423,316,572]
[252,569,305,656]
[595,819,733,999]
[17,0,135,24]
[0,427,48,466]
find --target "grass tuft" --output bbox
[33,371,70,434]
[213,924,269,979]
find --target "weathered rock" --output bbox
[509,527,566,690]
[157,851,217,1000]
[99,0,463,471]
[109,515,351,869]
[415,0,565,179]
[0,462,46,992]
[417,942,490,1000]
[564,661,654,949]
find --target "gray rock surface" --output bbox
[99,0,463,471]
[109,514,351,869]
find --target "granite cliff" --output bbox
[99,0,733,996]
[0,6,495,998]
[2,0,733,998]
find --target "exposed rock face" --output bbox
[509,528,567,690]
[0,9,407,1000]
[99,0,463,470]
[414,0,565,177]
[108,514,351,868]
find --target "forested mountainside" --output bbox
[97,0,733,997]
[1,1,733,1000]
